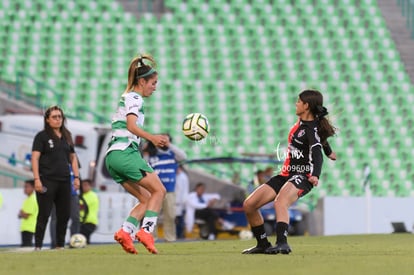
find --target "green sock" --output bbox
[144,210,158,217]
[122,216,139,235]
[126,216,139,226]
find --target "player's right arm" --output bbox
[126,114,166,147]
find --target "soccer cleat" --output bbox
[242,243,271,254]
[264,243,292,255]
[136,229,158,254]
[114,229,138,254]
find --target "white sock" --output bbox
[122,221,137,237]
[141,216,158,233]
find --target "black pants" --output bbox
[80,223,97,244]
[50,195,80,248]
[195,208,220,235]
[175,214,185,239]
[21,231,34,247]
[35,178,71,248]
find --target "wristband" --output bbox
[74,176,79,179]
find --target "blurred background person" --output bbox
[80,179,99,244]
[18,179,38,247]
[186,182,234,240]
[247,170,267,194]
[263,166,275,181]
[175,164,190,239]
[144,134,187,242]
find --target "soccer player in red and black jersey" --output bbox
[242,89,336,255]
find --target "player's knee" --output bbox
[160,185,167,197]
[243,199,255,214]
[153,182,166,198]
[274,199,289,211]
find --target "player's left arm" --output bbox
[309,145,323,186]
[323,141,336,161]
[308,127,323,186]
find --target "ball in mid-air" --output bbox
[182,113,210,141]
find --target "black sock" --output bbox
[251,224,270,247]
[276,222,289,244]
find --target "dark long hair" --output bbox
[43,105,74,146]
[144,140,158,157]
[299,89,336,143]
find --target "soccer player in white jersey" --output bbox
[105,54,167,254]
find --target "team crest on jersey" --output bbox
[297,129,305,137]
[48,139,54,148]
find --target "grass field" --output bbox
[1,234,413,275]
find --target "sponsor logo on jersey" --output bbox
[289,145,304,159]
[129,104,139,110]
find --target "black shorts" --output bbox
[265,174,313,198]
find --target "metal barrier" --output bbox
[10,72,108,123]
[0,153,32,188]
[0,170,30,188]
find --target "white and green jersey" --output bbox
[106,91,145,153]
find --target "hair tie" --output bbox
[135,55,145,68]
[316,105,328,119]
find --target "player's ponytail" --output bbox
[299,89,336,143]
[124,53,157,93]
[317,108,336,143]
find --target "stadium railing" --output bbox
[15,72,63,108]
[0,153,31,188]
[0,170,29,188]
[14,72,108,123]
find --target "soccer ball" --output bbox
[69,233,87,248]
[182,113,210,141]
[238,229,253,240]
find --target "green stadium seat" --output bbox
[1,0,413,203]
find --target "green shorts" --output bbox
[105,145,154,184]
